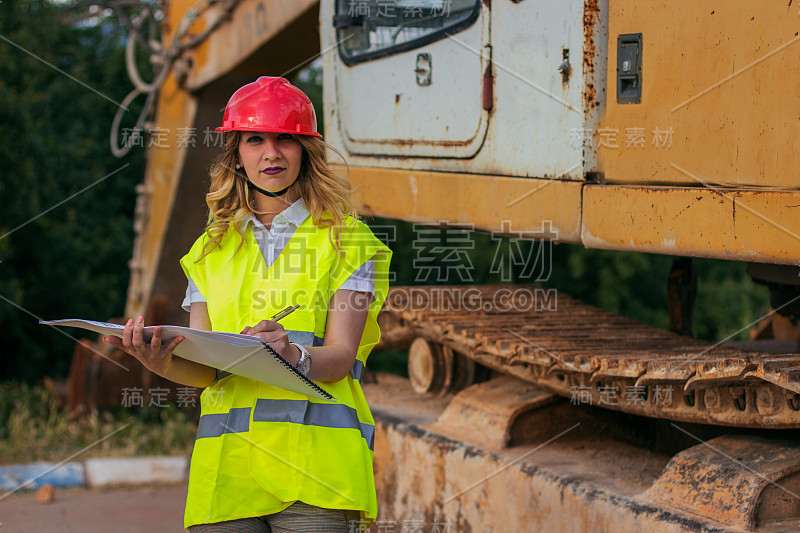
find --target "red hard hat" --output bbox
[216,76,322,138]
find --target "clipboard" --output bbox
[40,319,334,401]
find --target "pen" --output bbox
[271,305,300,322]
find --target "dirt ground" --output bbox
[0,483,188,532]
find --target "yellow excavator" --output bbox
[61,0,800,530]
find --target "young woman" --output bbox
[105,76,391,532]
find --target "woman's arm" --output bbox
[243,289,371,382]
[308,289,370,381]
[104,302,216,388]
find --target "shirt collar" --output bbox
[242,197,310,231]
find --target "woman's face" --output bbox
[237,131,303,193]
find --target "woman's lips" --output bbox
[262,168,284,175]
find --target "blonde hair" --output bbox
[200,132,357,258]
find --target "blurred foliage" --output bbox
[0,381,196,463]
[547,247,769,342]
[292,59,324,137]
[0,0,144,381]
[366,348,409,377]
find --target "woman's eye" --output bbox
[277,133,292,141]
[246,135,263,143]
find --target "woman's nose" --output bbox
[261,136,280,160]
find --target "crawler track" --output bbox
[379,285,800,428]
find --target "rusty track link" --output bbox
[379,285,800,428]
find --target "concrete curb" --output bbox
[0,462,85,491]
[0,456,189,492]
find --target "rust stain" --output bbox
[347,137,477,149]
[582,0,601,111]
[560,48,572,90]
[644,435,800,529]
[482,63,494,112]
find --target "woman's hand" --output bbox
[104,315,185,378]
[241,320,301,364]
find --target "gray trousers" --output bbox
[188,501,362,533]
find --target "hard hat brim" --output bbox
[215,126,322,138]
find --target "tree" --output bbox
[0,0,144,381]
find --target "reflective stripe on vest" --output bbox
[196,407,252,439]
[216,358,363,385]
[350,360,364,382]
[196,400,375,450]
[287,330,325,347]
[287,332,363,382]
[210,327,361,385]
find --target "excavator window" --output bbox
[334,0,481,65]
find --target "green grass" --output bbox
[0,382,197,465]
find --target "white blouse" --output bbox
[182,198,375,311]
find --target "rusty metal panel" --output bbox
[125,76,198,319]
[185,0,319,90]
[429,377,558,450]
[582,0,608,175]
[599,1,800,188]
[341,165,583,243]
[365,374,791,532]
[322,0,606,179]
[582,184,800,265]
[644,435,800,530]
[333,1,490,158]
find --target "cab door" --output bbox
[330,0,489,158]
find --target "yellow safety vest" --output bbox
[179,215,391,528]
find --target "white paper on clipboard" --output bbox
[40,319,334,401]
